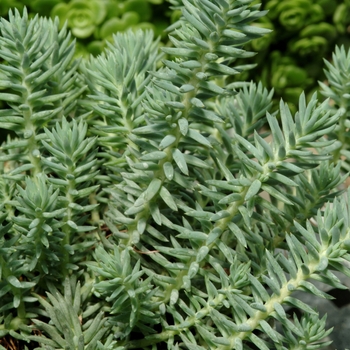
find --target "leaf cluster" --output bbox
[229,0,350,114]
[0,1,350,350]
[0,0,171,59]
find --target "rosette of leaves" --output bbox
[0,0,170,58]
[265,0,324,32]
[288,22,337,58]
[50,0,170,57]
[230,0,350,113]
[51,0,107,39]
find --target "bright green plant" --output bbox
[266,0,324,31]
[51,0,170,57]
[231,0,350,114]
[52,0,107,39]
[1,1,350,349]
[0,0,170,60]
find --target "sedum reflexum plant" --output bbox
[1,1,350,349]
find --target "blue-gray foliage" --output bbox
[0,1,350,349]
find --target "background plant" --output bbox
[0,0,172,58]
[1,1,350,350]
[3,0,349,110]
[230,0,350,114]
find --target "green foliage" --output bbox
[231,0,350,113]
[1,0,171,58]
[319,45,350,172]
[29,276,111,350]
[1,1,350,349]
[52,0,107,39]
